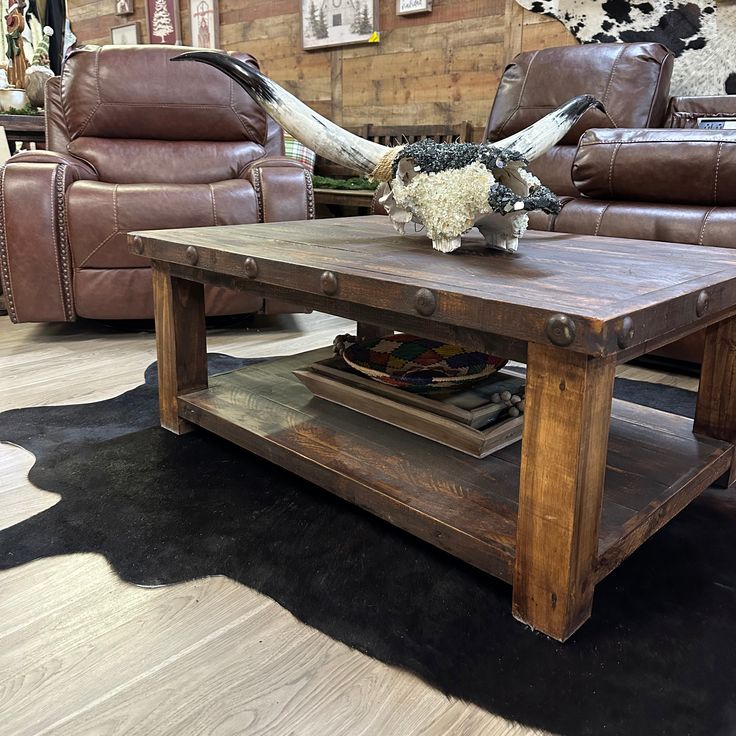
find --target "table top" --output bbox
[313,187,375,197]
[131,216,736,357]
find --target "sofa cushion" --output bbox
[61,45,268,143]
[67,138,266,184]
[67,180,259,269]
[573,128,736,206]
[485,43,673,146]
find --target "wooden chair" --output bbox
[314,122,473,179]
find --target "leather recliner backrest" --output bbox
[48,45,284,184]
[485,42,674,145]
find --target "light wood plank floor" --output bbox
[0,313,698,736]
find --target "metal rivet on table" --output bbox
[244,257,258,278]
[320,271,338,296]
[185,246,198,265]
[617,316,635,349]
[131,236,144,255]
[545,313,577,347]
[415,288,437,316]
[696,290,710,317]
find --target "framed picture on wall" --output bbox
[111,21,141,44]
[145,0,181,44]
[301,0,378,51]
[189,0,219,49]
[115,0,134,16]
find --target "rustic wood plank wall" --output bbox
[66,0,574,139]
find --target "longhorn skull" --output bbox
[173,52,603,254]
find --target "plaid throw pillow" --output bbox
[283,135,316,172]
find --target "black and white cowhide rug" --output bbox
[1,355,736,735]
[515,0,735,96]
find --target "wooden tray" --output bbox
[293,357,524,458]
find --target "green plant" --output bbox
[312,175,379,190]
[2,104,42,116]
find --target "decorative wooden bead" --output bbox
[696,290,710,317]
[244,257,258,278]
[415,288,437,316]
[617,316,635,349]
[545,313,576,347]
[320,271,339,296]
[185,246,198,265]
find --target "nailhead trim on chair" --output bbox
[0,164,17,323]
[251,166,265,222]
[54,165,76,322]
[304,170,315,220]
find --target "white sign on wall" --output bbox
[396,0,432,15]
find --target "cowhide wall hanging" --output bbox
[514,1,735,96]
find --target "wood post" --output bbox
[513,343,616,641]
[694,315,736,485]
[152,262,207,434]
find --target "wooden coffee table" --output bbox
[130,216,736,641]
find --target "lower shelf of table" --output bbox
[177,349,732,585]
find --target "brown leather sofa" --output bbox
[486,43,736,364]
[0,45,314,323]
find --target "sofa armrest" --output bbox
[0,155,95,322]
[241,157,315,222]
[572,128,736,206]
[666,96,736,128]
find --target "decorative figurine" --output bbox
[173,50,603,254]
[5,0,30,89]
[24,25,53,107]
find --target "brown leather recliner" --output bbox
[486,43,736,364]
[0,45,314,323]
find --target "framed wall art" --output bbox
[145,0,181,44]
[115,0,135,16]
[301,0,378,51]
[189,0,219,49]
[111,21,141,44]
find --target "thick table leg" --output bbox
[694,315,736,486]
[513,343,616,641]
[152,262,207,434]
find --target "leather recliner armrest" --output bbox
[241,157,315,222]
[666,96,736,128]
[572,128,736,206]
[0,154,98,322]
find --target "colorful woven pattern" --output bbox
[342,334,506,393]
[283,135,316,172]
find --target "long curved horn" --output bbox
[490,94,604,161]
[172,51,389,176]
